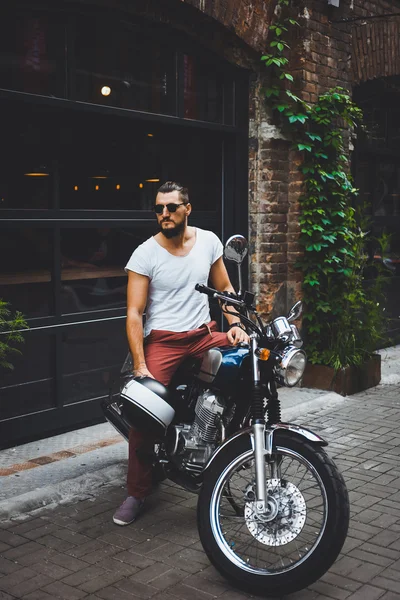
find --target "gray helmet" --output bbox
[120,377,175,437]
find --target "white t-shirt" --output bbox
[125,228,223,336]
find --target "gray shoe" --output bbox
[113,496,145,526]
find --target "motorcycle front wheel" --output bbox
[198,431,349,597]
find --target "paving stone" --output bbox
[347,562,385,583]
[0,567,36,593]
[115,577,159,598]
[0,592,18,600]
[79,544,121,564]
[24,592,63,600]
[3,540,43,560]
[10,573,54,597]
[112,550,155,570]
[97,532,143,549]
[79,571,125,593]
[346,586,385,600]
[322,571,361,592]
[348,548,394,568]
[94,557,138,577]
[161,582,214,600]
[41,580,88,599]
[128,562,171,584]
[61,564,105,586]
[369,577,400,595]
[149,567,187,590]
[46,551,90,572]
[0,557,23,575]
[0,531,28,548]
[310,580,352,599]
[96,585,141,600]
[32,560,73,580]
[37,534,78,552]
[180,573,231,595]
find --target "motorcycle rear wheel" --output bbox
[197,431,349,597]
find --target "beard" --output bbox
[159,219,185,239]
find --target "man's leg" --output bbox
[188,322,230,359]
[126,333,188,499]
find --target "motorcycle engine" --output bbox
[170,389,225,474]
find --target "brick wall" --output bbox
[249,0,400,318]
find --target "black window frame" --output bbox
[0,6,249,448]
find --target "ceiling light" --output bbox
[145,179,160,182]
[24,165,49,177]
[101,86,111,96]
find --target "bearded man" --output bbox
[113,181,248,525]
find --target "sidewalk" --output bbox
[0,387,342,522]
[0,346,399,599]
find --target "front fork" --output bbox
[250,334,275,511]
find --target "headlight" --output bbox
[275,346,307,387]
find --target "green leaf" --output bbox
[286,90,301,102]
[284,73,294,81]
[297,143,312,152]
[265,87,280,98]
[305,133,322,142]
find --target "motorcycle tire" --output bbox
[197,430,349,597]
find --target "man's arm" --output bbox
[209,257,249,346]
[126,271,154,378]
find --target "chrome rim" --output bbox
[210,446,328,575]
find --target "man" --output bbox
[113,181,249,526]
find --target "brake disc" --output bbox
[244,479,307,546]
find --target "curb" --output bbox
[0,463,126,522]
[0,391,347,523]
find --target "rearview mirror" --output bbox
[287,301,302,322]
[224,235,248,264]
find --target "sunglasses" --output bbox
[154,202,187,214]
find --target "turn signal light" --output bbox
[257,348,271,361]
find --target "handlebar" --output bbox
[195,284,245,308]
[195,283,268,338]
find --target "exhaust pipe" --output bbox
[101,399,130,441]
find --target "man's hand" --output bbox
[227,326,250,346]
[133,363,155,379]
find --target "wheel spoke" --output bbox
[212,444,328,575]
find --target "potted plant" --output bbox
[0,299,28,371]
[262,1,389,394]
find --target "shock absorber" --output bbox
[252,383,265,421]
[266,380,282,424]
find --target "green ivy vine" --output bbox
[262,0,389,369]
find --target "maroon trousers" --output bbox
[127,321,229,498]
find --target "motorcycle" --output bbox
[102,234,349,597]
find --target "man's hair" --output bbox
[157,181,189,204]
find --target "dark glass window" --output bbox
[183,53,231,124]
[0,334,55,420]
[0,14,66,97]
[62,319,126,404]
[163,129,223,211]
[74,18,174,115]
[0,109,53,210]
[60,227,132,315]
[57,111,222,212]
[58,113,162,210]
[0,228,53,318]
